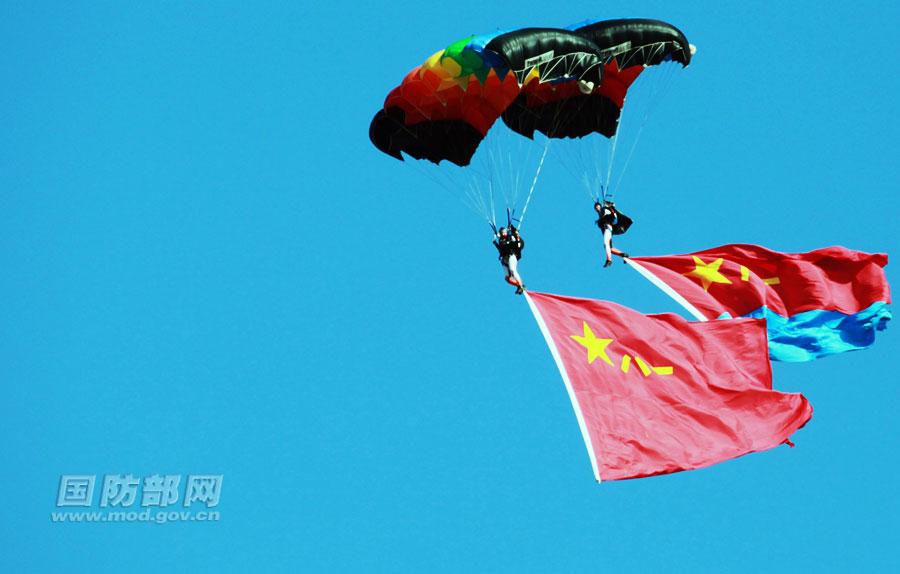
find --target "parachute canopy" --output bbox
[369,19,693,166]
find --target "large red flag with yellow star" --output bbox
[627,244,891,361]
[526,291,812,481]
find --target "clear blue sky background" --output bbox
[2,1,898,571]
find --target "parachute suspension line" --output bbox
[488,176,497,231]
[476,178,491,230]
[460,163,492,225]
[409,151,502,227]
[516,138,549,231]
[503,149,514,217]
[610,123,646,197]
[511,148,522,213]
[505,147,517,214]
[487,141,513,220]
[546,89,609,203]
[412,159,484,222]
[609,59,681,197]
[604,128,620,202]
[404,119,554,233]
[480,145,500,226]
[609,103,645,198]
[583,172,597,203]
[470,179,490,225]
[506,133,517,213]
[560,137,607,203]
[553,141,596,202]
[465,180,493,226]
[588,134,608,202]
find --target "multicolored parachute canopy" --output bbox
[370,19,693,166]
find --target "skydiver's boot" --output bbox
[604,258,613,268]
[515,285,525,295]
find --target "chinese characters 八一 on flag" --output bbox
[629,244,891,361]
[526,291,812,482]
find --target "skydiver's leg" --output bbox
[507,254,521,284]
[506,255,525,293]
[502,259,518,286]
[603,226,613,267]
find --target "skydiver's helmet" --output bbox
[498,227,508,237]
[593,201,603,212]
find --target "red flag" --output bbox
[629,244,890,320]
[628,244,891,361]
[526,291,812,481]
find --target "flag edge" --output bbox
[524,292,603,483]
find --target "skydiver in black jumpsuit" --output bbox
[595,201,632,267]
[493,226,526,294]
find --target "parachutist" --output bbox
[494,226,526,294]
[595,200,632,267]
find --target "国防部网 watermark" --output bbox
[51,474,222,524]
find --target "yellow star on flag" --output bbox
[570,321,614,365]
[684,256,733,291]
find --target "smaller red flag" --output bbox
[628,244,891,361]
[526,291,812,481]
[629,244,890,320]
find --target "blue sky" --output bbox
[2,1,898,571]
